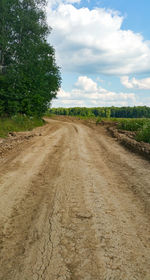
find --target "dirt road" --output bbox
[0,118,150,280]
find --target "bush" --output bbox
[135,123,150,143]
[117,119,149,131]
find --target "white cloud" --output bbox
[47,0,80,9]
[52,76,136,107]
[59,99,85,107]
[57,88,71,98]
[65,0,80,3]
[121,76,150,89]
[47,3,150,75]
[75,76,98,92]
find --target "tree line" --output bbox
[50,106,150,118]
[0,0,61,117]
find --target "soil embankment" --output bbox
[0,118,150,280]
[107,125,150,160]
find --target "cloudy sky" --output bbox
[47,0,150,107]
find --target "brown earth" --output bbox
[0,117,150,280]
[107,126,150,160]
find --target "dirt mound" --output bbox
[108,126,150,160]
[0,131,41,157]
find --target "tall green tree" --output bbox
[0,0,61,116]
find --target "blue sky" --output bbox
[78,0,150,38]
[47,0,150,107]
[86,0,150,41]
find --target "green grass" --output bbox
[135,122,150,143]
[0,115,45,138]
[116,118,150,143]
[44,111,55,118]
[116,119,149,131]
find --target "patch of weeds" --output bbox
[0,115,45,138]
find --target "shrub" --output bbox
[135,123,150,143]
[117,119,149,131]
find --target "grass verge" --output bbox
[0,115,45,138]
[115,119,150,143]
[135,123,150,143]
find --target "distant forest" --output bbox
[50,106,150,118]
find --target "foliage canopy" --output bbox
[49,106,150,119]
[0,0,61,116]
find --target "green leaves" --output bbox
[0,0,61,116]
[50,106,150,119]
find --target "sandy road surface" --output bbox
[0,118,150,280]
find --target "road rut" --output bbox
[0,118,150,280]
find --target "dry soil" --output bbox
[0,118,150,280]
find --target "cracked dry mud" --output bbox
[0,118,150,280]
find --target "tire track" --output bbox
[0,118,149,280]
